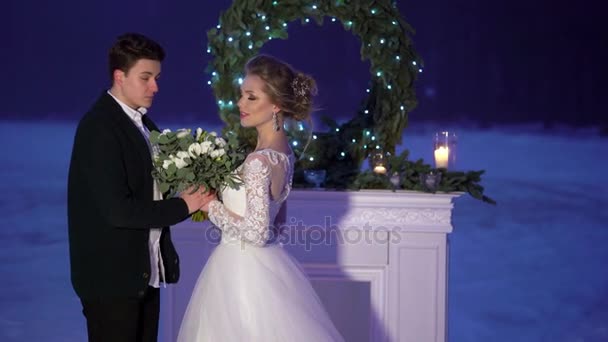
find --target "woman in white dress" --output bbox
[177,55,344,342]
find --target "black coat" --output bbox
[68,92,189,299]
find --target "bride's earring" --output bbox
[272,112,280,131]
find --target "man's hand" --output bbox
[180,186,216,214]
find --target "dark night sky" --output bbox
[3,0,606,127]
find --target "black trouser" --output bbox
[81,287,160,342]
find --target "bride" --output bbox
[177,55,344,342]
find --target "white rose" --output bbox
[209,131,218,137]
[200,141,213,154]
[176,129,191,138]
[210,149,225,158]
[176,151,190,159]
[174,158,188,169]
[188,143,202,158]
[196,127,203,141]
[161,129,171,135]
[162,159,174,170]
[214,137,226,147]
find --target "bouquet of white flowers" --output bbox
[149,128,245,221]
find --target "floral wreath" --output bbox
[205,0,495,204]
[205,0,422,156]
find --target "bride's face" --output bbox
[237,74,279,129]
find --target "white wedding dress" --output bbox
[177,149,344,342]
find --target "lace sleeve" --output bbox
[208,154,272,246]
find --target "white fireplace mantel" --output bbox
[161,190,461,342]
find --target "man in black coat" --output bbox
[67,33,211,342]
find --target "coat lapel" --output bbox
[142,114,160,133]
[100,93,154,167]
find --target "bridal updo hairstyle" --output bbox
[244,55,317,122]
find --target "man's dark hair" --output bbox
[108,33,165,82]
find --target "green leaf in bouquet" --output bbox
[186,172,195,181]
[149,131,162,144]
[176,168,190,178]
[158,134,171,144]
[152,158,163,168]
[161,172,177,182]
[159,182,170,194]
[166,163,177,175]
[179,138,195,151]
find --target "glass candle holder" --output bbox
[369,151,388,175]
[303,169,326,189]
[389,171,401,189]
[433,131,457,169]
[420,171,442,192]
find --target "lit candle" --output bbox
[434,146,449,168]
[373,165,387,174]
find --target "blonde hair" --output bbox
[244,55,317,121]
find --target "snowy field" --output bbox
[0,120,606,341]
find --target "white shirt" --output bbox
[107,90,165,288]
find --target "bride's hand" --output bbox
[200,192,217,212]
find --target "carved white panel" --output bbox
[338,207,452,228]
[303,264,388,342]
[388,233,448,342]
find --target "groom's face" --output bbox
[238,74,278,129]
[114,58,161,109]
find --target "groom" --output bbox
[67,33,211,342]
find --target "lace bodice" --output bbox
[208,149,294,246]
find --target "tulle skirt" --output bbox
[177,241,344,342]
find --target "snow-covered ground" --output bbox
[0,120,606,341]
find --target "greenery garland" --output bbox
[207,0,495,204]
